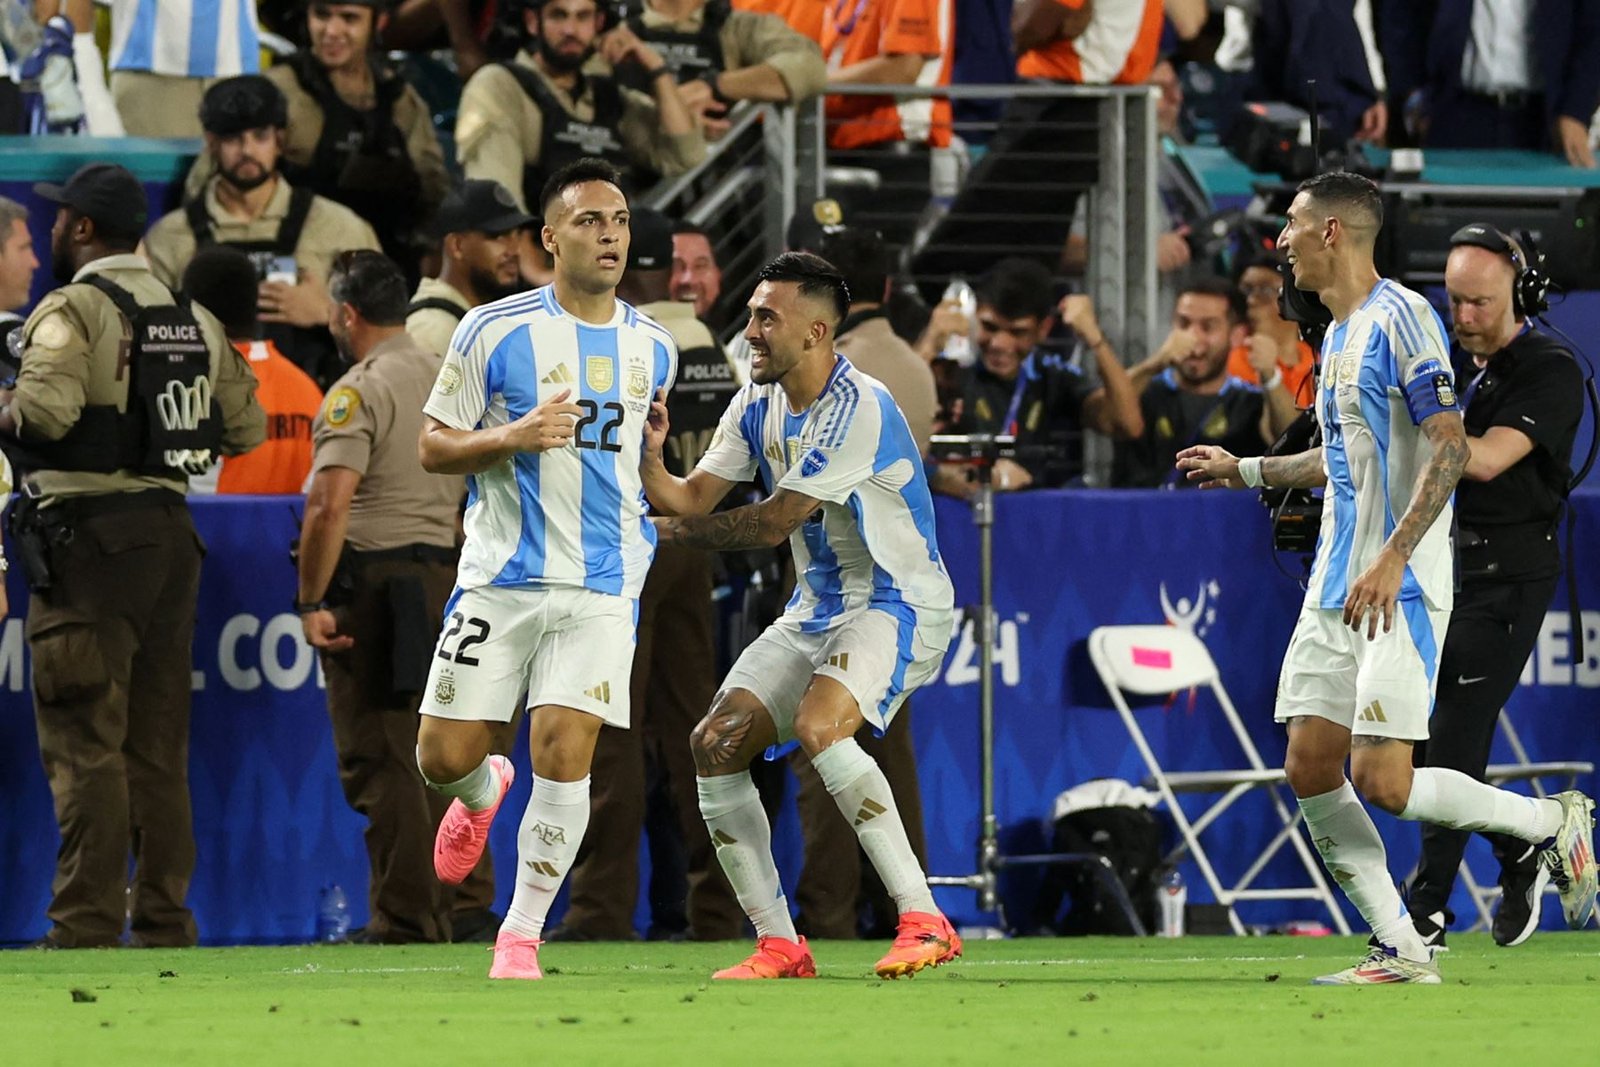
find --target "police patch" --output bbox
[800,447,829,477]
[1433,373,1457,409]
[326,387,361,427]
[436,361,464,397]
[30,314,71,349]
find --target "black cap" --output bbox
[1449,222,1513,256]
[786,198,847,253]
[627,208,673,271]
[431,180,535,238]
[34,163,148,233]
[199,75,288,136]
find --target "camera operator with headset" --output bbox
[1405,224,1590,951]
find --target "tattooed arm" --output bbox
[654,487,820,550]
[1175,445,1326,489]
[1342,411,1468,639]
[1261,447,1328,489]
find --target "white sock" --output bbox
[1400,767,1563,841]
[697,773,797,941]
[417,749,503,811]
[1299,781,1429,962]
[502,776,590,940]
[810,738,938,916]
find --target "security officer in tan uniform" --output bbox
[456,0,705,213]
[294,250,498,943]
[557,207,746,941]
[144,75,382,390]
[185,1,449,280]
[626,0,825,138]
[0,163,266,949]
[406,180,533,358]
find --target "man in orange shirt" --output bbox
[732,0,824,44]
[912,0,1165,287]
[183,246,324,495]
[1225,254,1315,431]
[816,0,952,250]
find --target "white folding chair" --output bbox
[1088,625,1351,935]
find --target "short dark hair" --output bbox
[671,220,711,240]
[818,229,889,309]
[1178,275,1248,322]
[328,250,408,326]
[754,251,850,324]
[182,246,259,339]
[1296,170,1383,231]
[539,157,624,221]
[1231,251,1284,286]
[974,256,1055,321]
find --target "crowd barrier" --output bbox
[3,487,1595,942]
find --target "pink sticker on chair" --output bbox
[1130,647,1172,669]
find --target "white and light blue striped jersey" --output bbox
[697,355,954,631]
[109,0,261,78]
[1307,279,1458,614]
[424,285,678,599]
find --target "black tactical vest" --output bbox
[17,276,222,477]
[626,0,730,86]
[502,62,633,209]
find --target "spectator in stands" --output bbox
[453,0,705,214]
[931,257,1142,496]
[107,0,263,137]
[819,0,954,249]
[406,180,533,357]
[559,207,746,942]
[671,221,724,325]
[182,246,323,495]
[1114,277,1275,488]
[143,75,382,390]
[1384,1,1600,168]
[731,0,824,44]
[912,0,1166,285]
[246,0,449,280]
[1248,0,1388,146]
[0,196,38,347]
[624,0,826,139]
[1225,253,1314,423]
[784,225,934,941]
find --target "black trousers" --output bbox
[1407,573,1560,918]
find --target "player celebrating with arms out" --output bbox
[414,157,679,980]
[1178,172,1596,984]
[642,252,960,980]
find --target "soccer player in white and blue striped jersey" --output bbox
[641,252,960,981]
[108,0,262,138]
[413,159,678,980]
[1179,172,1596,985]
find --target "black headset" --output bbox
[1448,222,1551,319]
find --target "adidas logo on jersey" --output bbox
[584,681,612,704]
[541,364,576,385]
[1357,700,1388,723]
[826,652,850,671]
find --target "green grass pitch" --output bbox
[3,935,1596,1065]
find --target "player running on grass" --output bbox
[1178,171,1596,985]
[413,157,678,980]
[641,252,960,980]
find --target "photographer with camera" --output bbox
[1403,224,1588,950]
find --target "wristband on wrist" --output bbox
[294,599,328,616]
[648,64,674,81]
[1262,367,1284,391]
[1238,456,1265,489]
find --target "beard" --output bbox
[51,229,76,284]
[221,159,274,193]
[468,264,527,304]
[538,36,593,75]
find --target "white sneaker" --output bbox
[1539,790,1597,929]
[1311,944,1441,986]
